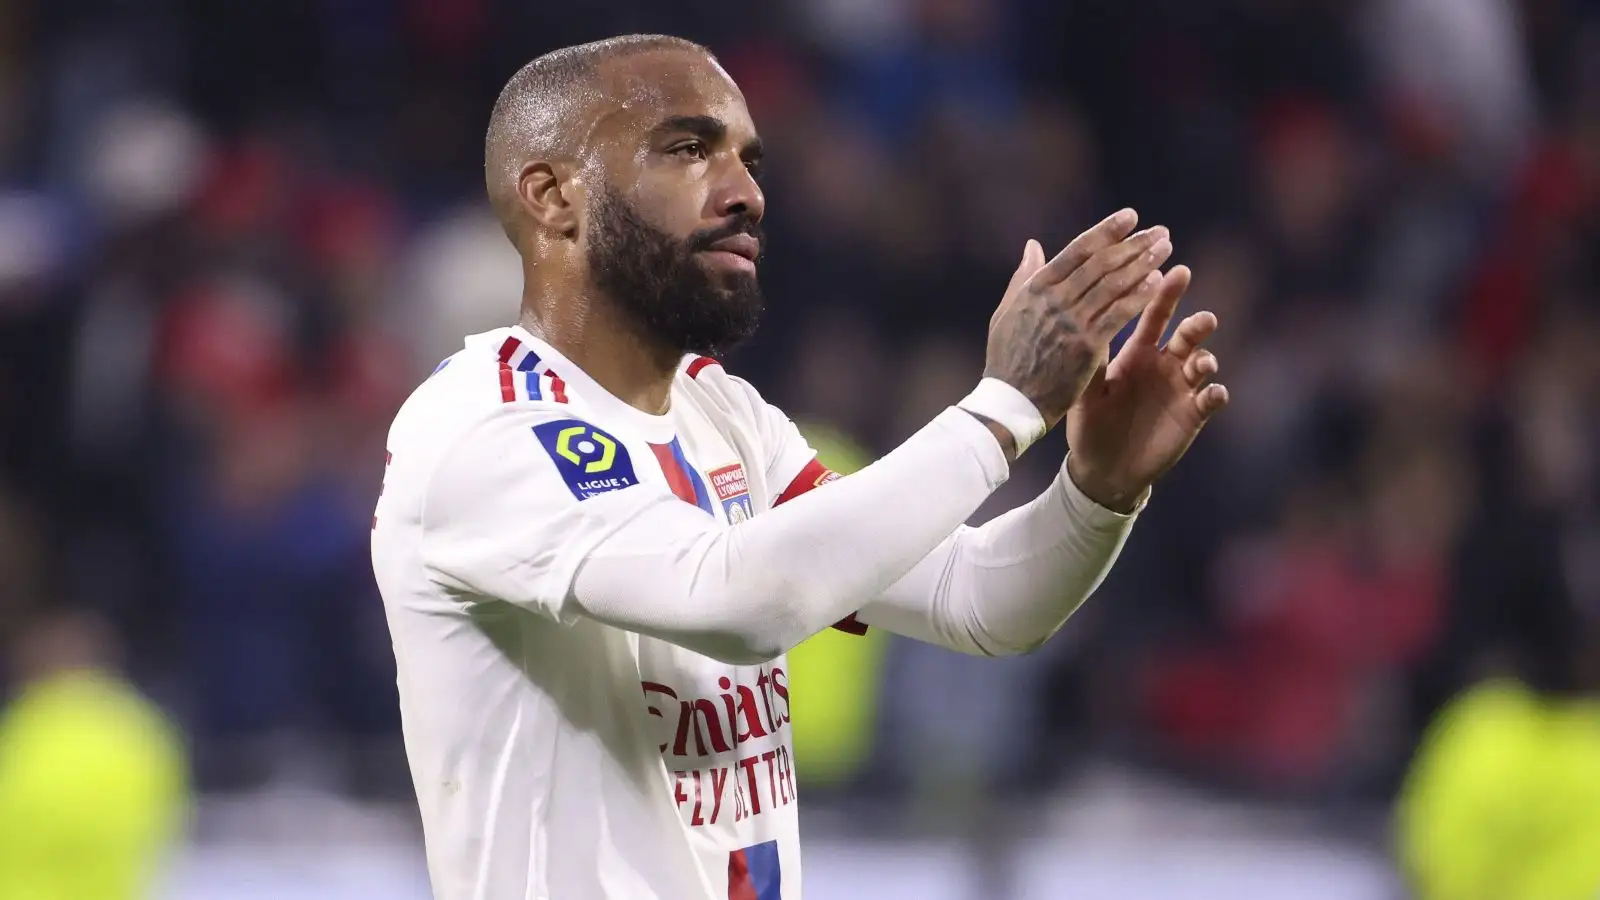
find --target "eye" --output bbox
[744,158,765,181]
[672,141,708,161]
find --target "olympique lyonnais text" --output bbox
[641,666,798,826]
[709,464,749,500]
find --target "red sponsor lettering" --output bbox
[690,768,705,825]
[769,666,790,725]
[777,744,796,805]
[738,755,763,816]
[671,746,802,828]
[761,750,778,806]
[644,666,790,762]
[675,698,731,757]
[674,770,690,810]
[652,669,805,827]
[641,681,678,753]
[755,670,778,726]
[708,767,728,824]
[719,676,770,743]
[733,766,750,821]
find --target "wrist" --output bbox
[1065,454,1145,515]
[957,378,1047,458]
[962,411,1019,463]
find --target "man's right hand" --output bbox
[984,209,1172,428]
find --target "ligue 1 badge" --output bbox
[532,419,640,500]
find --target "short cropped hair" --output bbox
[484,34,712,234]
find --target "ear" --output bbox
[517,160,580,235]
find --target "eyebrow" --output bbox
[651,114,763,161]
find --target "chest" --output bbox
[627,401,765,527]
[637,644,799,836]
[600,393,797,754]
[612,395,803,835]
[639,649,793,767]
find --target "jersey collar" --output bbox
[507,326,680,444]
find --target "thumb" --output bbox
[994,240,1046,329]
[1004,239,1047,295]
[1078,359,1108,404]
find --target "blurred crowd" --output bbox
[1,0,1599,885]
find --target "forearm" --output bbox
[570,408,1010,664]
[858,458,1141,656]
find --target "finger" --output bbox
[1129,265,1190,347]
[1003,239,1046,296]
[1027,237,1047,270]
[1089,268,1165,339]
[992,240,1048,328]
[1068,224,1171,304]
[1183,349,1218,387]
[1195,382,1230,420]
[1075,230,1177,318]
[1164,310,1219,359]
[1080,360,1108,402]
[1032,208,1138,287]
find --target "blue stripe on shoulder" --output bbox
[518,351,542,400]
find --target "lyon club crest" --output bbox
[707,463,754,523]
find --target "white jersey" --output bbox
[372,326,858,900]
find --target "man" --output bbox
[371,34,1227,900]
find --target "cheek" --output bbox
[636,162,714,220]
[635,193,708,246]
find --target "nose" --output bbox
[712,162,765,223]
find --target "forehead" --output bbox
[592,50,756,143]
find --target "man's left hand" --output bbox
[1064,264,1229,513]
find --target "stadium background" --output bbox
[1,0,1598,897]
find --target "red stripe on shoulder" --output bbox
[496,336,521,402]
[685,356,719,379]
[549,375,569,403]
[497,362,515,402]
[773,457,842,507]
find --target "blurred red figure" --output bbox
[1146,442,1463,788]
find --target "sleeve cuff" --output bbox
[1058,454,1149,529]
[942,406,1011,490]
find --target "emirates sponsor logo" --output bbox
[641,666,797,827]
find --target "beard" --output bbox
[585,187,765,358]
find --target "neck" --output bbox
[520,268,681,416]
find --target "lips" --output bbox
[705,233,759,262]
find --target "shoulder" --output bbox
[683,354,722,381]
[410,402,650,537]
[674,354,770,418]
[391,332,576,450]
[388,335,636,506]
